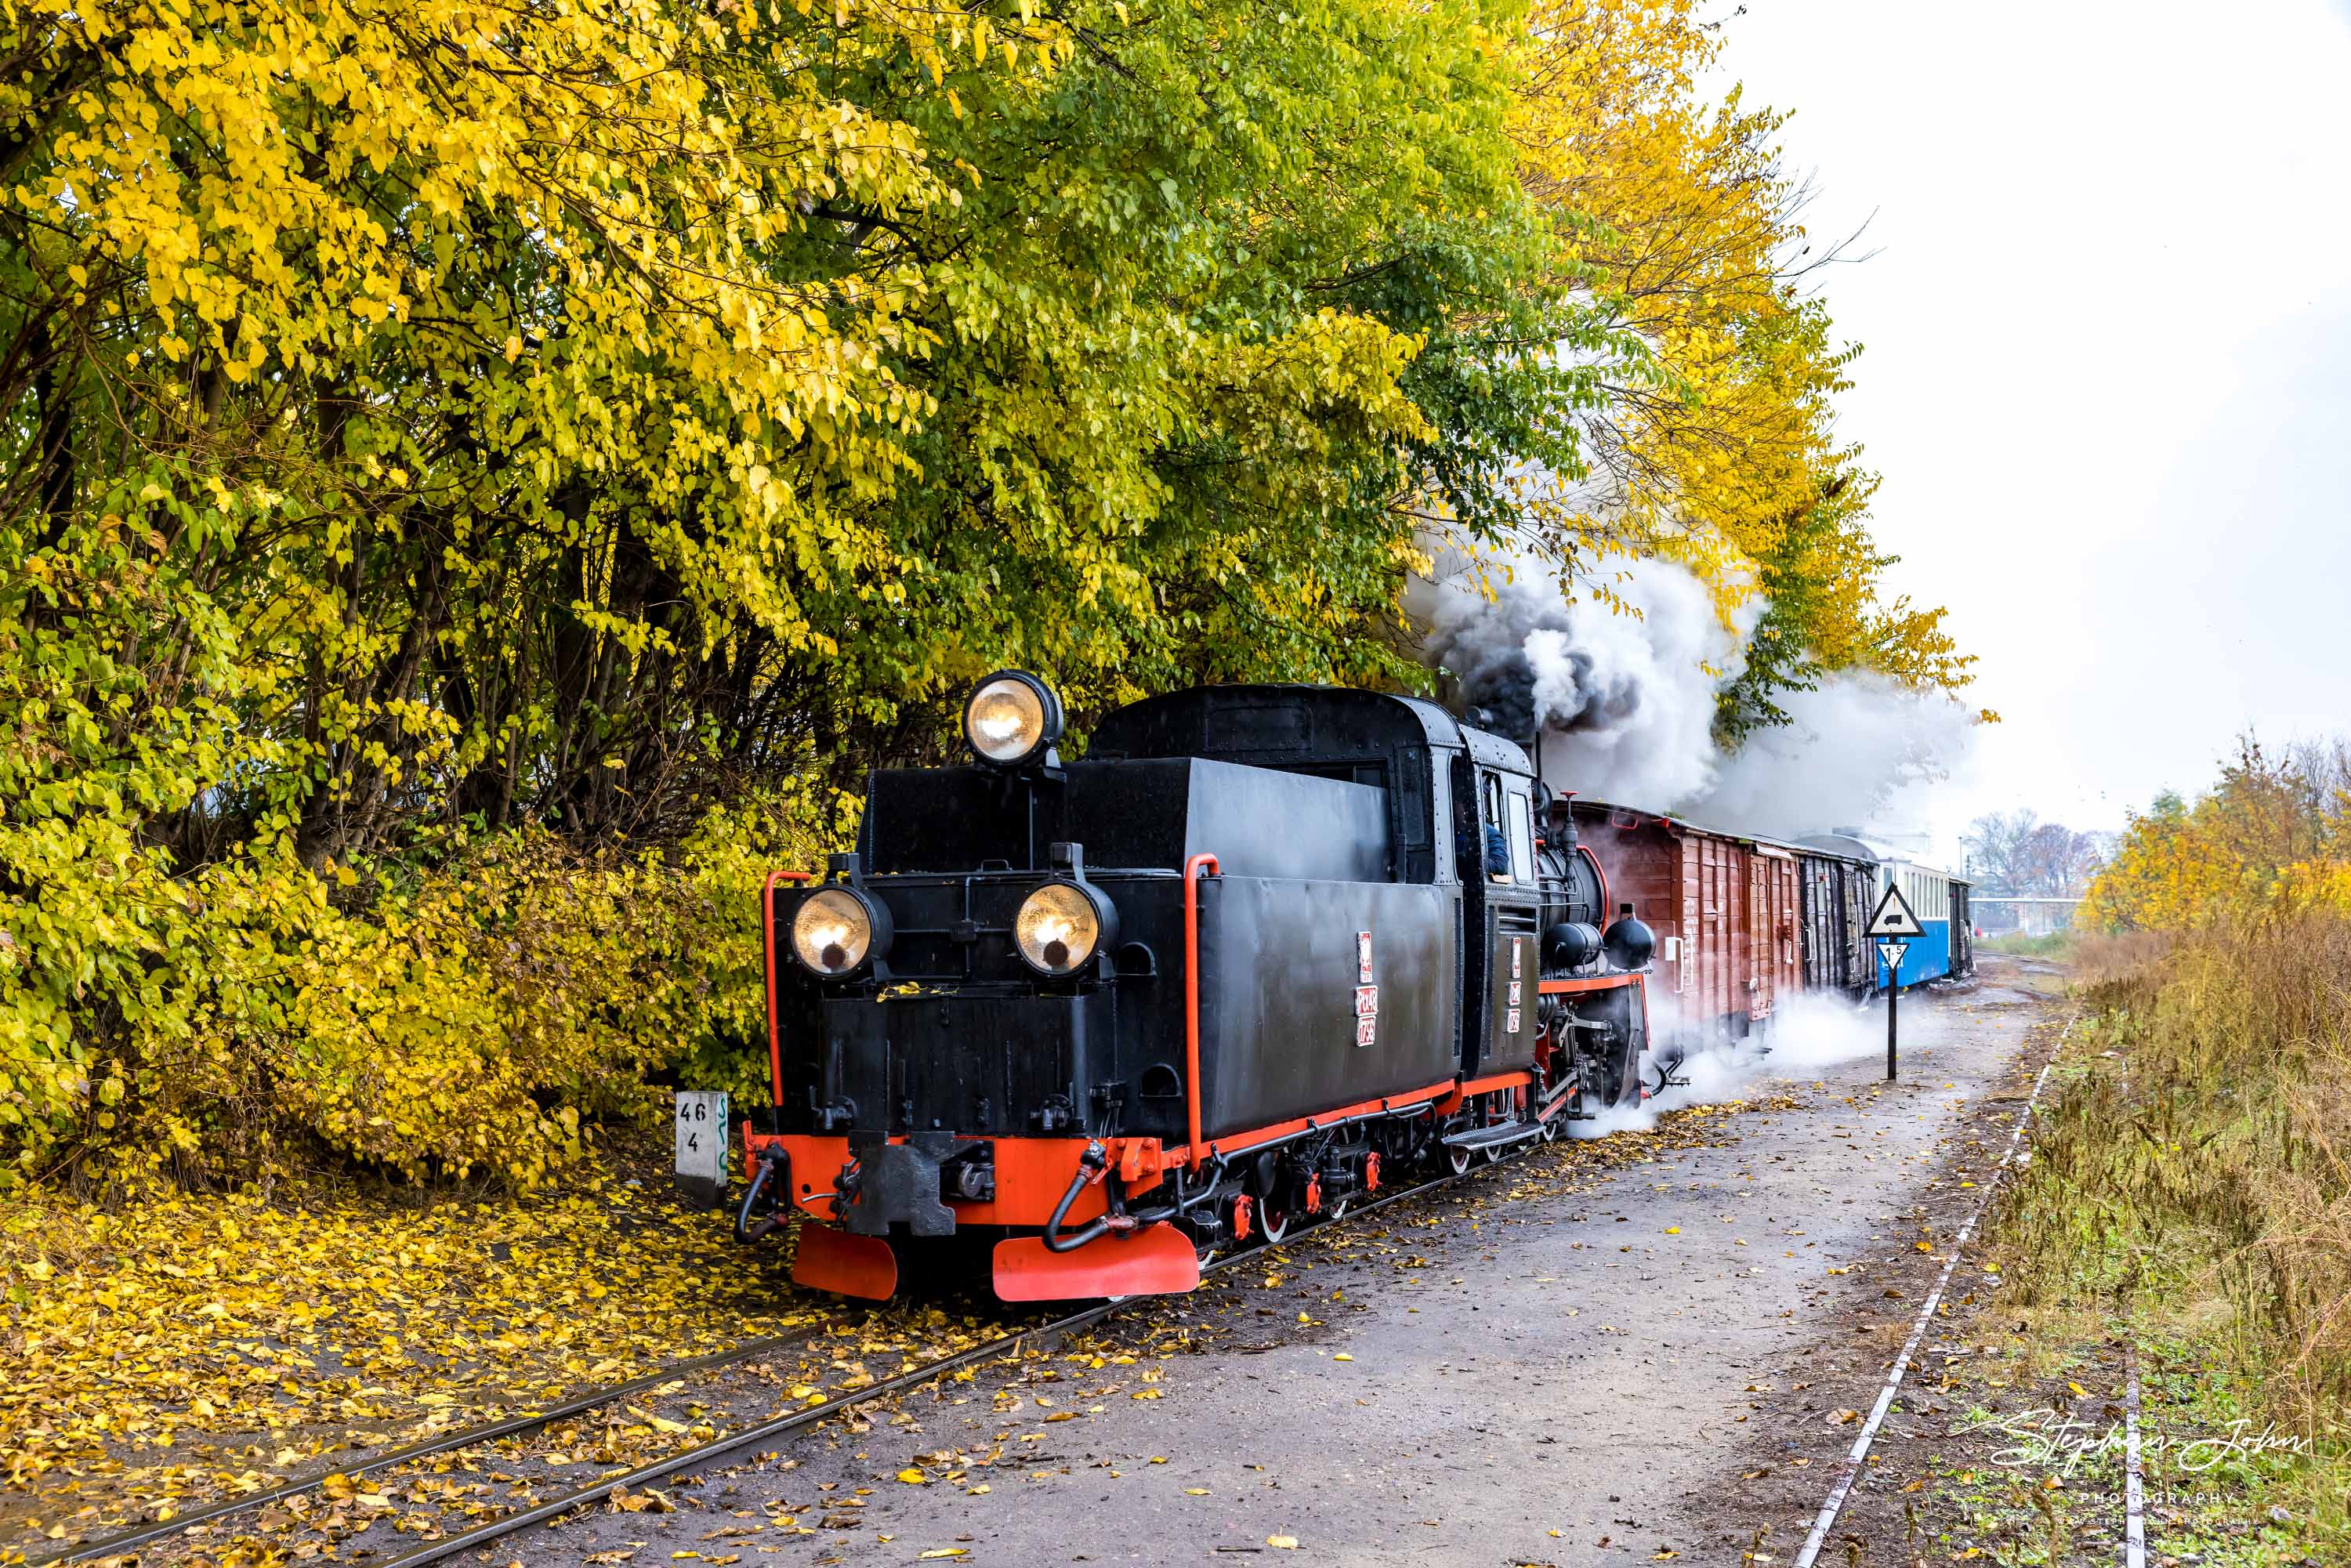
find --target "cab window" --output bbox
[1506,790,1535,884]
[1479,773,1510,882]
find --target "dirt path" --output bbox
[524,958,2063,1568]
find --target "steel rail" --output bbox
[363,1158,1506,1568]
[47,1128,1532,1568]
[35,1329,829,1567]
[1789,1013,2075,1568]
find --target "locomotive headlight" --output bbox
[791,887,891,977]
[1014,881,1118,978]
[964,670,1064,768]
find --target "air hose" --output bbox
[734,1148,789,1243]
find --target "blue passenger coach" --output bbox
[1796,834,1972,989]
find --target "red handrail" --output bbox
[1183,853,1220,1170]
[762,870,814,1108]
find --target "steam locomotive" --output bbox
[736,675,1657,1302]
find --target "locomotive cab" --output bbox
[741,676,1654,1302]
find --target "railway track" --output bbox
[38,1149,1524,1568]
[27,1327,832,1567]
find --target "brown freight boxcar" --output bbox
[1559,798,1803,1048]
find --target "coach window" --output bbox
[1506,789,1536,885]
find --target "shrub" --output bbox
[0,788,849,1193]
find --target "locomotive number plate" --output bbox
[1355,1016,1378,1048]
[1353,985,1379,1017]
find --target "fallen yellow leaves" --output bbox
[0,1164,860,1520]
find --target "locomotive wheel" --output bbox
[1539,1114,1561,1143]
[1446,1143,1472,1176]
[1258,1203,1292,1244]
[1481,1141,1505,1166]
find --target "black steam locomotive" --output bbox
[738,675,1655,1301]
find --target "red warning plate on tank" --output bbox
[1353,985,1379,1017]
[1511,939,1523,979]
[1355,1016,1378,1048]
[1507,980,1522,1007]
[1357,931,1373,983]
[1505,1007,1522,1034]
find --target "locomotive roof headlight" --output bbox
[964,670,1064,769]
[1013,880,1118,979]
[791,886,892,979]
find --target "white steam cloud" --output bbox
[1567,990,1886,1138]
[1690,674,1980,844]
[1416,553,1752,806]
[1412,547,1973,849]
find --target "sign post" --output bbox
[1867,886,1926,1082]
[1876,940,1911,1081]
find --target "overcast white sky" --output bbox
[1707,0,2351,866]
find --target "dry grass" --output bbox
[1998,914,2351,1453]
[2059,927,2171,990]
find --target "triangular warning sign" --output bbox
[1867,883,1925,939]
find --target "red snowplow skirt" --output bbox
[791,1224,897,1299]
[992,1222,1201,1302]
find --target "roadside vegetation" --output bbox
[1984,740,2351,1548]
[1977,930,2074,958]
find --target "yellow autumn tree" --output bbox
[2084,740,2351,931]
[1500,0,1974,724]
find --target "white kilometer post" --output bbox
[674,1089,731,1210]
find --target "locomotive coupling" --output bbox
[839,1131,981,1238]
